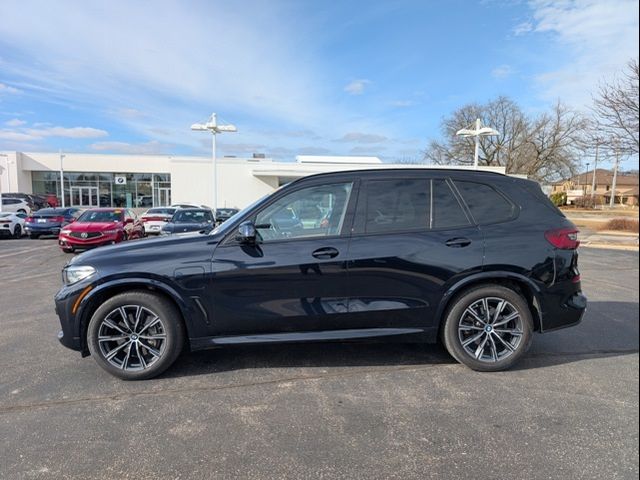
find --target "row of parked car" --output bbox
[0,199,239,251]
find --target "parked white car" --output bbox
[139,207,177,235]
[0,197,32,215]
[0,212,26,238]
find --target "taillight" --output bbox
[142,216,164,222]
[545,228,580,250]
[25,217,34,223]
[51,216,65,222]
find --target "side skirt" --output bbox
[190,327,436,351]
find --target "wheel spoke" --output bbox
[482,298,491,323]
[489,335,498,361]
[492,300,506,324]
[464,307,486,325]
[493,328,523,336]
[462,331,485,347]
[139,333,166,340]
[118,307,132,332]
[98,335,129,342]
[122,343,133,369]
[139,340,161,358]
[133,306,143,333]
[105,340,131,360]
[474,334,489,359]
[138,317,161,335]
[134,341,146,369]
[103,319,127,335]
[493,312,519,327]
[459,325,484,331]
[492,331,515,352]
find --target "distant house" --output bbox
[551,169,639,206]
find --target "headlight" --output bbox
[62,265,96,285]
[60,229,72,235]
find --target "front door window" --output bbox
[254,182,353,242]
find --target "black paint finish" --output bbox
[54,169,586,355]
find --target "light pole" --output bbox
[456,118,500,168]
[591,139,601,201]
[191,113,237,211]
[610,143,620,208]
[585,162,590,195]
[0,153,7,212]
[59,150,66,208]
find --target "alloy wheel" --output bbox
[457,297,524,363]
[97,305,167,371]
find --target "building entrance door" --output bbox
[71,186,98,207]
[157,187,171,206]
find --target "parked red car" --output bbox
[58,208,144,253]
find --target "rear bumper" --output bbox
[540,290,587,332]
[25,224,62,235]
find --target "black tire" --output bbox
[29,233,40,239]
[62,247,75,253]
[13,224,22,238]
[17,209,27,215]
[441,284,533,372]
[87,291,185,380]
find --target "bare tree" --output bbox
[423,97,587,181]
[592,58,639,155]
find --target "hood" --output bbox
[68,230,221,266]
[66,221,122,232]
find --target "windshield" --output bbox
[147,208,176,215]
[210,193,271,235]
[217,208,238,216]
[172,210,213,223]
[78,210,122,223]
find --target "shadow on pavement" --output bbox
[164,301,638,378]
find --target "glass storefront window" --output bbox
[31,171,171,209]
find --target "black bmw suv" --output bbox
[55,169,586,380]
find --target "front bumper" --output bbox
[59,233,119,249]
[54,284,88,352]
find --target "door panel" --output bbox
[347,227,483,328]
[210,238,351,335]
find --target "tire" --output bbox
[441,284,533,372]
[13,224,22,238]
[62,246,75,253]
[17,209,27,215]
[87,291,185,380]
[30,233,40,239]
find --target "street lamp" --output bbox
[59,150,66,208]
[191,113,237,211]
[585,162,590,195]
[456,118,500,168]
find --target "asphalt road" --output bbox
[0,238,638,479]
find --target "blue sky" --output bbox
[0,0,638,169]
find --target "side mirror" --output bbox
[236,221,257,243]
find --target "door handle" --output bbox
[312,247,339,259]
[445,237,472,248]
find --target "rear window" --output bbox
[173,210,213,223]
[454,181,515,224]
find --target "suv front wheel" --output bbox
[87,291,185,380]
[442,285,533,371]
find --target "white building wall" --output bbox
[1,151,507,209]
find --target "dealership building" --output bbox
[0,151,506,210]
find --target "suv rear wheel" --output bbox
[87,291,185,380]
[442,285,533,371]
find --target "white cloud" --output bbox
[0,83,21,95]
[4,118,26,127]
[491,64,516,79]
[0,130,35,142]
[26,126,108,139]
[389,100,416,108]
[344,79,371,95]
[512,21,534,36]
[336,132,388,143]
[525,0,639,106]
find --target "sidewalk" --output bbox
[580,231,639,251]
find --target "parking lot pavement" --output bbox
[0,239,638,480]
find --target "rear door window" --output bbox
[431,179,470,229]
[454,181,515,224]
[365,179,429,233]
